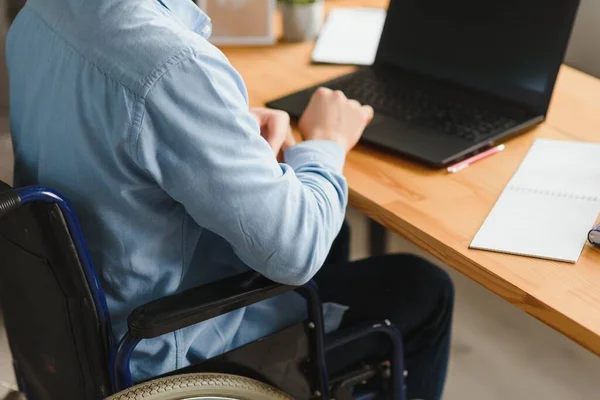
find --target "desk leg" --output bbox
[369,219,388,256]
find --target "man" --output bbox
[6,0,453,399]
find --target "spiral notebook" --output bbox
[470,139,600,263]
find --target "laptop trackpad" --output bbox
[362,114,473,166]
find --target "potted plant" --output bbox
[279,0,324,42]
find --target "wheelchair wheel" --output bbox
[106,373,293,400]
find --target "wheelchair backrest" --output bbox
[0,181,113,399]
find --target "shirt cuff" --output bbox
[284,140,346,173]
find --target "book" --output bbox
[470,138,600,263]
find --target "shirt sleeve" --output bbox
[133,48,348,286]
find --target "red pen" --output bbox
[447,144,506,174]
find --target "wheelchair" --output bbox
[0,180,407,400]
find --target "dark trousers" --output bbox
[318,222,454,400]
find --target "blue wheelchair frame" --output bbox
[11,186,407,400]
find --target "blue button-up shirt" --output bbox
[7,0,348,380]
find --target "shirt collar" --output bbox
[155,0,212,39]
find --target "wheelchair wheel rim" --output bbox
[184,398,237,400]
[107,373,293,400]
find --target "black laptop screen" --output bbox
[376,0,580,114]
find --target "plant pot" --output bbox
[281,1,324,42]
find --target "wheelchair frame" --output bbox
[1,186,407,400]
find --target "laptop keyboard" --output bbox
[329,69,522,142]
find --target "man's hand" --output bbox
[298,88,374,153]
[251,107,296,160]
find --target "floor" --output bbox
[0,28,599,400]
[349,211,600,400]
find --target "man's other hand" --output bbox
[251,107,296,160]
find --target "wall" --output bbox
[565,0,600,78]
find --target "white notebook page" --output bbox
[312,8,386,66]
[470,139,600,263]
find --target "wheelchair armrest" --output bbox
[127,271,294,339]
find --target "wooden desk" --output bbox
[221,0,600,356]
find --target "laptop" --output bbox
[267,0,581,167]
